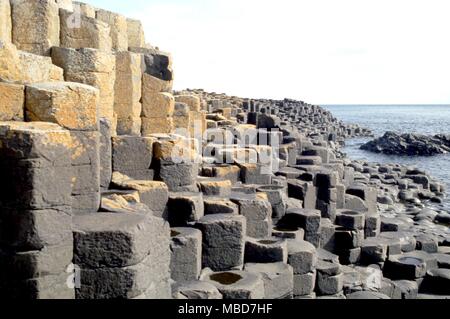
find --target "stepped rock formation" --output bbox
[0,0,449,300]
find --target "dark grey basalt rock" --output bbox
[361,131,450,156]
[244,262,294,299]
[172,280,223,299]
[200,270,265,299]
[244,237,288,264]
[195,214,246,271]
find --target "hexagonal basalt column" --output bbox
[196,214,246,271]
[170,227,202,282]
[73,212,171,299]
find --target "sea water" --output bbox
[323,105,450,211]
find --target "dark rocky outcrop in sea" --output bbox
[361,132,450,156]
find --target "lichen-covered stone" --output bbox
[0,41,23,81]
[0,81,24,121]
[0,122,73,210]
[142,92,175,118]
[11,0,60,56]
[175,95,201,112]
[111,172,169,217]
[51,47,116,133]
[96,9,128,51]
[141,116,174,135]
[114,51,143,135]
[0,0,12,43]
[73,1,95,18]
[126,18,145,48]
[25,82,99,131]
[60,9,112,51]
[18,51,64,83]
[142,72,173,93]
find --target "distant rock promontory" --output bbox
[361,131,450,156]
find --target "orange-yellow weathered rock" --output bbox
[73,1,96,18]
[173,102,190,134]
[175,95,201,112]
[55,0,73,11]
[0,80,24,121]
[142,92,175,118]
[142,73,173,93]
[25,82,99,131]
[0,121,72,161]
[52,47,116,134]
[0,41,22,81]
[126,18,145,48]
[117,116,142,137]
[114,51,143,135]
[96,9,128,52]
[11,0,60,56]
[153,136,199,164]
[141,117,174,135]
[1,41,64,84]
[189,110,207,138]
[19,51,64,83]
[60,8,112,52]
[0,0,12,43]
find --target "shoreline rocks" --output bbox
[361,131,450,156]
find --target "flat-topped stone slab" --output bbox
[204,197,239,215]
[279,208,322,234]
[196,214,246,271]
[74,212,169,268]
[25,82,99,131]
[245,262,294,299]
[111,172,169,217]
[384,254,427,280]
[286,239,317,275]
[172,280,223,299]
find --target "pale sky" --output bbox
[84,0,450,105]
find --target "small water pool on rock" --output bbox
[210,272,242,285]
[258,240,278,245]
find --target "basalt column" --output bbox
[0,122,74,299]
[25,81,101,214]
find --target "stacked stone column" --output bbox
[114,51,143,135]
[139,48,175,135]
[0,0,12,43]
[152,135,200,192]
[10,0,60,56]
[0,122,74,299]
[74,213,171,299]
[59,8,112,52]
[25,82,101,214]
[51,47,116,136]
